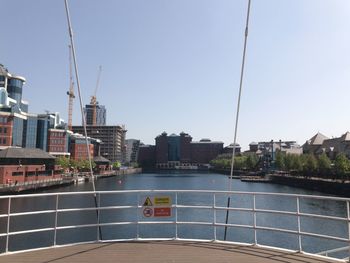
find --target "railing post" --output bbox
[253,194,257,245]
[297,196,302,252]
[136,193,140,240]
[53,194,59,246]
[347,201,350,262]
[213,193,217,241]
[175,192,178,240]
[5,197,11,253]
[97,193,101,242]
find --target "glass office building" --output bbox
[168,135,181,162]
[84,104,106,125]
[23,116,38,148]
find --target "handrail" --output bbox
[0,190,349,262]
[1,189,350,201]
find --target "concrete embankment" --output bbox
[0,178,74,195]
[97,168,142,179]
[269,174,350,197]
[0,168,142,194]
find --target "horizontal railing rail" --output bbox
[0,190,349,262]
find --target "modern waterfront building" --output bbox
[190,139,224,165]
[72,125,126,163]
[69,133,96,160]
[151,132,223,169]
[125,139,140,165]
[83,103,106,126]
[0,64,34,150]
[0,148,62,185]
[0,64,100,160]
[137,144,156,168]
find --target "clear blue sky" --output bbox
[1,0,350,150]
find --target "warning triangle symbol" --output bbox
[143,197,153,206]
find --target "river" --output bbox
[0,171,348,259]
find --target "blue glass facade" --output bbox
[23,116,38,148]
[168,136,181,161]
[7,78,24,104]
[36,118,49,151]
[84,104,106,125]
[12,117,24,147]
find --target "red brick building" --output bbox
[48,129,70,157]
[138,145,156,168]
[0,148,62,185]
[0,114,13,148]
[70,134,95,160]
[141,132,224,169]
[190,139,224,164]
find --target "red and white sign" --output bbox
[143,208,153,217]
[154,207,171,217]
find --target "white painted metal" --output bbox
[0,190,349,262]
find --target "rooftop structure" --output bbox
[303,132,350,159]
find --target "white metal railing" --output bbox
[0,190,349,262]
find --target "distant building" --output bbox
[222,143,241,154]
[303,132,329,155]
[0,64,70,152]
[47,129,70,157]
[247,140,302,156]
[84,104,106,126]
[125,139,140,165]
[72,125,126,163]
[138,144,156,168]
[69,133,95,160]
[0,148,62,185]
[190,139,224,165]
[303,132,350,159]
[152,132,223,169]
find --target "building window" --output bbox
[3,138,6,144]
[4,127,7,134]
[12,171,23,176]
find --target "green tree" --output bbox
[318,153,331,175]
[303,154,318,174]
[334,153,350,179]
[55,156,70,169]
[234,156,247,170]
[113,161,121,170]
[246,154,258,170]
[75,159,96,172]
[284,154,293,171]
[275,152,285,170]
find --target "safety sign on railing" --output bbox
[141,196,172,217]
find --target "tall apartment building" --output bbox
[83,104,106,126]
[72,125,126,163]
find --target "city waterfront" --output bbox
[1,172,349,260]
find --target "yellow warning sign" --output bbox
[143,197,153,206]
[154,196,171,206]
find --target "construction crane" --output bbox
[91,65,102,126]
[66,44,75,130]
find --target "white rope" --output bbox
[64,0,96,193]
[229,0,252,191]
